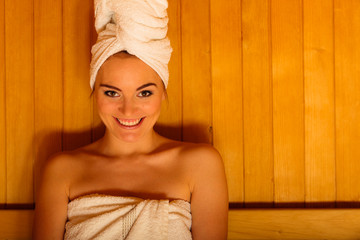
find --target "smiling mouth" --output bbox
[115,117,145,127]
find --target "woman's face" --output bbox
[94,52,165,143]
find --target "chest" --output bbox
[69,154,190,201]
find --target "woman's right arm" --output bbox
[33,154,70,240]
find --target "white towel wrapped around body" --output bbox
[90,0,172,89]
[64,194,192,240]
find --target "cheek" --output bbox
[143,98,162,115]
[96,97,116,115]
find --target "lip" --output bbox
[113,117,145,130]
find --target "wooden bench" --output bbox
[1,209,360,239]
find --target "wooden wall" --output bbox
[1,0,360,210]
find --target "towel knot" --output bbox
[90,0,172,89]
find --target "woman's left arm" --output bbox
[188,145,229,240]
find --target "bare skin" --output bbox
[33,52,228,240]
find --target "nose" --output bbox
[118,98,137,117]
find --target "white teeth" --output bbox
[116,118,142,126]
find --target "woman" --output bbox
[33,1,228,239]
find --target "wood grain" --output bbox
[181,0,212,143]
[271,0,305,206]
[0,0,5,206]
[211,0,244,203]
[33,0,63,195]
[63,0,92,150]
[155,0,183,141]
[2,0,360,211]
[228,209,360,239]
[0,210,33,239]
[2,209,360,239]
[242,0,274,207]
[334,0,360,207]
[5,0,34,204]
[90,1,105,143]
[91,98,105,142]
[303,0,336,207]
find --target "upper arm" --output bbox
[188,145,228,240]
[33,153,71,240]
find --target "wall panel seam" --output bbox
[269,0,276,207]
[178,0,183,143]
[209,0,213,145]
[301,0,306,205]
[89,0,95,144]
[3,0,7,206]
[32,0,36,203]
[240,0,245,206]
[179,0,184,142]
[268,0,275,207]
[332,0,337,207]
[61,0,65,152]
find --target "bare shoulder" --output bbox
[170,142,225,190]
[175,142,228,239]
[42,150,81,175]
[178,142,221,160]
[39,148,90,191]
[34,150,86,239]
[44,151,74,168]
[43,142,98,170]
[177,142,223,171]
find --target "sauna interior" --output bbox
[1,0,360,239]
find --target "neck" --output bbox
[97,129,162,157]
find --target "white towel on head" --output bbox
[90,0,172,89]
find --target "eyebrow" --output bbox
[136,83,157,91]
[99,83,157,91]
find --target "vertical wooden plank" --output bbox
[211,0,243,203]
[90,1,105,143]
[92,100,105,142]
[92,94,105,142]
[0,0,5,206]
[155,0,183,141]
[63,0,92,150]
[181,0,212,143]
[242,0,274,207]
[303,0,335,207]
[272,0,305,206]
[92,95,105,142]
[5,0,34,204]
[34,0,63,193]
[335,0,360,207]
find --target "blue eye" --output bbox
[138,90,153,98]
[104,91,120,97]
